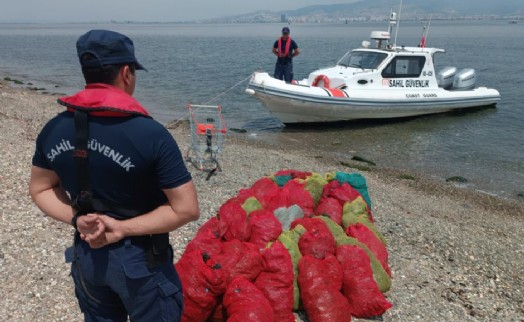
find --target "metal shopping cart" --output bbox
[185,104,227,178]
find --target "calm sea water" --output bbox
[1,21,523,200]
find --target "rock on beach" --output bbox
[0,80,523,321]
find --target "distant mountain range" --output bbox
[285,0,523,16]
[202,0,523,23]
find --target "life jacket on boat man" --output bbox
[272,26,300,83]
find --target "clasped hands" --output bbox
[76,213,125,249]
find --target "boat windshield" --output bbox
[337,51,388,69]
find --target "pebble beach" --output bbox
[1,79,523,321]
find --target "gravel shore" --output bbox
[1,80,523,321]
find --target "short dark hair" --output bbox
[80,53,135,84]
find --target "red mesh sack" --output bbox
[321,180,341,199]
[298,254,351,322]
[208,300,226,322]
[183,226,222,258]
[264,180,315,215]
[206,239,262,284]
[223,276,274,322]
[291,217,336,259]
[175,250,227,322]
[217,200,250,241]
[247,209,283,250]
[196,216,221,238]
[315,197,343,225]
[254,241,295,322]
[263,188,288,213]
[336,245,393,318]
[249,177,281,209]
[282,180,315,217]
[347,223,391,277]
[322,181,362,206]
[235,188,255,203]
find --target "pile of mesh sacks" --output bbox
[175,170,393,322]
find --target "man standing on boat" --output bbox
[273,26,300,83]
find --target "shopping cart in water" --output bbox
[185,104,227,179]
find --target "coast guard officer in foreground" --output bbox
[29,29,200,321]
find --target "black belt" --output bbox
[77,232,170,268]
[131,233,171,268]
[129,235,152,247]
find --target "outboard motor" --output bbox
[437,66,456,90]
[453,68,476,90]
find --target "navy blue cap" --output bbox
[282,27,290,34]
[76,29,147,71]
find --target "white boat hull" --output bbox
[248,73,500,124]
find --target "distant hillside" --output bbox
[204,0,523,23]
[284,0,523,17]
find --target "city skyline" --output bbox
[0,0,356,23]
[1,0,521,23]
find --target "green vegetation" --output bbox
[3,77,24,85]
[340,161,371,172]
[446,176,468,183]
[229,128,247,133]
[351,155,376,166]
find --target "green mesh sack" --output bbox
[272,175,293,187]
[325,171,337,182]
[242,196,263,215]
[344,196,368,217]
[317,216,348,245]
[301,172,328,206]
[342,199,386,245]
[277,225,306,310]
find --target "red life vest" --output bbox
[277,36,292,58]
[57,83,150,117]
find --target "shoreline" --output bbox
[245,120,524,204]
[242,130,524,206]
[1,79,523,321]
[4,72,522,204]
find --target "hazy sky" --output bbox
[0,0,358,23]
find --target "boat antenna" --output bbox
[425,15,433,45]
[419,15,432,48]
[394,0,403,46]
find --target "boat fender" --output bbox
[312,75,330,88]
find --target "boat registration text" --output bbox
[386,79,430,88]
